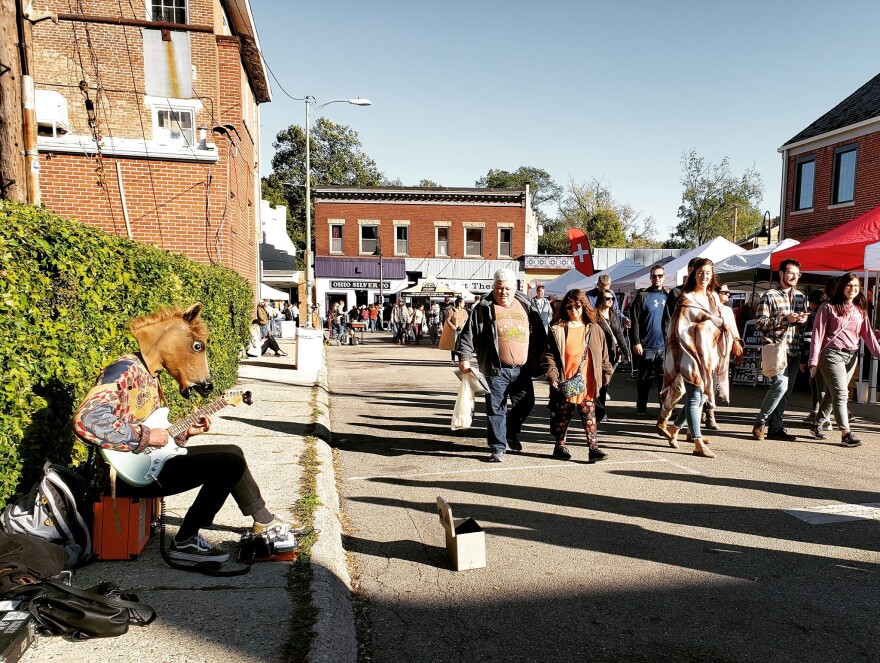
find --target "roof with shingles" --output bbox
[782,73,880,148]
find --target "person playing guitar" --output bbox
[73,303,294,564]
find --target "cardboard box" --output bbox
[0,601,35,663]
[92,496,159,560]
[437,497,486,571]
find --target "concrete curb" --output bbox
[308,361,357,663]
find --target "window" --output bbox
[436,227,449,256]
[152,0,186,23]
[794,157,815,211]
[155,107,194,146]
[832,145,857,204]
[360,225,378,255]
[498,228,512,258]
[330,224,343,253]
[465,228,483,257]
[395,225,408,255]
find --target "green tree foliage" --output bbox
[672,148,764,247]
[0,201,253,503]
[476,166,562,228]
[266,118,384,254]
[540,179,659,253]
[418,179,440,187]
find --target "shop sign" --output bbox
[329,280,391,289]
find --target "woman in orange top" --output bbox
[543,289,613,461]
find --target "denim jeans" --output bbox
[636,347,664,413]
[484,366,535,452]
[756,355,799,433]
[817,349,858,432]
[674,382,706,439]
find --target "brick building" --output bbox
[31,0,269,286]
[312,186,537,314]
[779,73,880,241]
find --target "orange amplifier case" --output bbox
[92,496,160,560]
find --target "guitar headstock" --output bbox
[224,390,254,407]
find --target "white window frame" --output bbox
[395,225,408,256]
[146,97,201,148]
[329,223,344,254]
[464,227,483,257]
[150,0,188,23]
[359,224,379,255]
[498,227,512,258]
[435,226,449,257]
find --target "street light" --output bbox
[758,211,772,246]
[303,96,371,327]
[372,238,383,326]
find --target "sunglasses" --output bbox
[603,297,614,302]
[718,291,730,295]
[565,304,582,310]
[651,274,664,279]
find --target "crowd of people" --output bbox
[450,261,879,463]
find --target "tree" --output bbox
[476,166,562,228]
[266,118,384,252]
[418,178,440,187]
[539,179,660,253]
[673,148,764,247]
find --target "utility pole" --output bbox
[0,0,25,202]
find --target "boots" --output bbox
[703,407,719,430]
[664,424,680,449]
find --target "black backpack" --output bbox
[1,462,96,568]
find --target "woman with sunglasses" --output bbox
[661,259,739,458]
[808,273,880,447]
[594,289,629,422]
[543,289,613,461]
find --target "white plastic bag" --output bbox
[451,371,476,430]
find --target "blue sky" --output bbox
[251,0,880,238]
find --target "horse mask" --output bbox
[130,303,213,398]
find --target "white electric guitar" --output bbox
[100,390,253,487]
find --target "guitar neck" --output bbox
[167,398,229,437]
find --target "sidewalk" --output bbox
[20,335,353,663]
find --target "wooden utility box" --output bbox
[92,497,159,560]
[437,497,486,571]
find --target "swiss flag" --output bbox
[567,229,594,276]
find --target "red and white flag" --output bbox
[567,229,594,276]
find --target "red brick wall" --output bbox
[314,201,526,260]
[784,132,880,240]
[31,1,258,288]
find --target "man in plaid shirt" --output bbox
[752,258,809,441]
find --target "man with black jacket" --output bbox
[457,269,547,462]
[629,264,674,417]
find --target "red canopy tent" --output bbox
[770,203,880,272]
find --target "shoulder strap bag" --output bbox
[556,327,592,398]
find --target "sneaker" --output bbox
[253,515,305,537]
[809,424,826,440]
[552,444,572,460]
[766,428,797,442]
[752,422,767,440]
[820,419,833,431]
[489,450,505,462]
[169,534,230,563]
[506,437,522,452]
[841,432,863,448]
[588,448,608,462]
[275,351,289,357]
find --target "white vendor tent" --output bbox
[621,236,745,290]
[714,238,801,286]
[568,258,643,292]
[543,268,591,297]
[260,283,290,301]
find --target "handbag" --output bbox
[761,337,788,377]
[20,577,156,641]
[556,328,592,398]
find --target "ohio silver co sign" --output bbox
[329,280,391,289]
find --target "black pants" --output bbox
[261,337,282,354]
[636,348,664,413]
[116,445,265,540]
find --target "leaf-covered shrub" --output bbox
[0,201,254,503]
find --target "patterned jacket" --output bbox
[754,288,806,357]
[73,354,161,453]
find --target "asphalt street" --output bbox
[329,334,880,663]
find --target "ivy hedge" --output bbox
[0,201,254,504]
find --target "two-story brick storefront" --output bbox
[312,186,538,316]
[31,0,268,285]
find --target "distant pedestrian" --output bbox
[457,269,547,462]
[439,297,468,361]
[543,289,612,461]
[531,284,552,331]
[594,288,629,423]
[586,274,630,328]
[629,264,673,420]
[392,300,410,344]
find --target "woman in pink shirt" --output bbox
[808,273,880,446]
